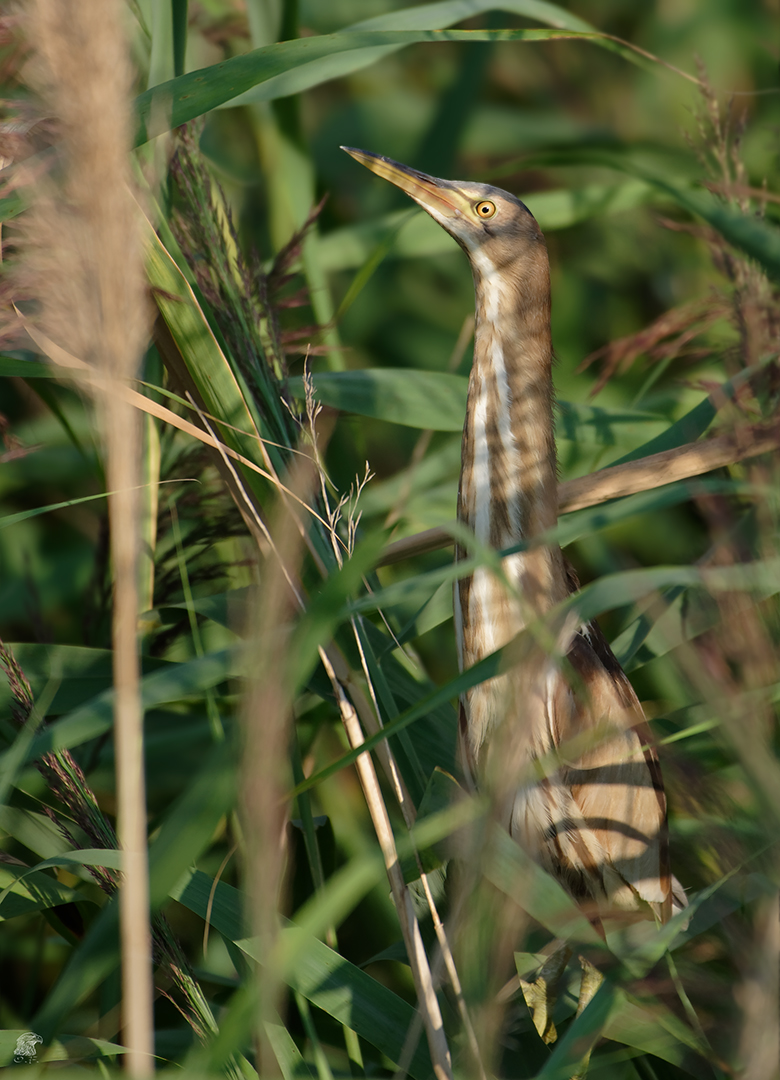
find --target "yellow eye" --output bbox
[475,200,496,219]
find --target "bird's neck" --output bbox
[458,246,559,553]
[455,240,567,762]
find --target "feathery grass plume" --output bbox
[169,124,327,431]
[0,638,116,893]
[599,77,780,1059]
[167,134,456,1079]
[579,296,732,397]
[163,126,343,579]
[680,75,780,817]
[25,0,152,1071]
[688,83,780,383]
[584,72,780,399]
[681,340,780,1060]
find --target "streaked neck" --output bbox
[458,245,558,552]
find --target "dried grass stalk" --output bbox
[26,0,152,1072]
[240,464,312,1077]
[318,646,454,1080]
[736,894,780,1080]
[377,418,780,567]
[579,296,729,396]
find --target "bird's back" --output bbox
[459,576,676,921]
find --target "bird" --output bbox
[341,146,685,1046]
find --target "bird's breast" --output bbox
[456,252,562,758]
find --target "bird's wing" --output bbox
[548,620,672,919]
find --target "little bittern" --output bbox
[342,147,684,933]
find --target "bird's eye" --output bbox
[475,200,496,219]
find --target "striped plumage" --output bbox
[342,146,682,925]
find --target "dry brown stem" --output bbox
[25,0,152,1072]
[735,894,780,1080]
[579,296,729,396]
[377,419,780,567]
[345,625,485,1078]
[240,465,312,1077]
[317,645,454,1080]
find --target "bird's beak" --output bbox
[341,146,468,221]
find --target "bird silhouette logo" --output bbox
[13,1032,43,1063]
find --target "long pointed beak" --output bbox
[341,145,467,221]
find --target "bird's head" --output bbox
[341,145,545,277]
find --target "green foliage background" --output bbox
[1,0,780,1076]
